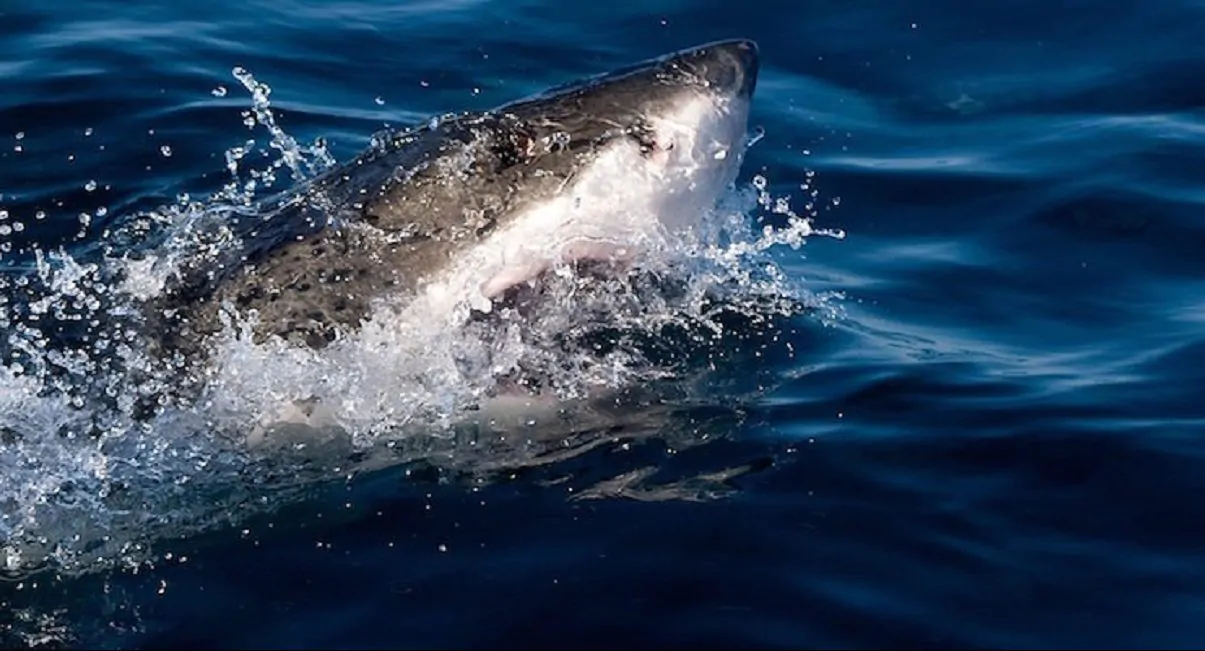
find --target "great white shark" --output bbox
[127,39,763,447]
[144,39,760,359]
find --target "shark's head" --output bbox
[440,39,761,301]
[495,39,760,232]
[343,40,761,317]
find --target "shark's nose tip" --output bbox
[687,39,760,98]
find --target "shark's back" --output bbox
[141,112,575,357]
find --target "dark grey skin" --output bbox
[144,39,759,360]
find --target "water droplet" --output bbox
[14,131,24,140]
[212,85,228,97]
[160,145,173,157]
[12,222,23,232]
[746,125,766,148]
[96,206,108,217]
[84,180,97,192]
[34,210,45,220]
[374,96,385,105]
[84,127,93,137]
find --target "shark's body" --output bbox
[144,39,759,361]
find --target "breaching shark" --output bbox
[144,39,760,360]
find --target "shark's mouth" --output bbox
[478,238,637,303]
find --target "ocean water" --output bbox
[3,0,1205,648]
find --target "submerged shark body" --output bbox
[145,39,760,360]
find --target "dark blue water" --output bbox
[4,1,1205,648]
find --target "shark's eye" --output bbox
[627,123,665,157]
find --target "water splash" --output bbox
[0,67,843,581]
[231,66,337,184]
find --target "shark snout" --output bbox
[678,39,760,99]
